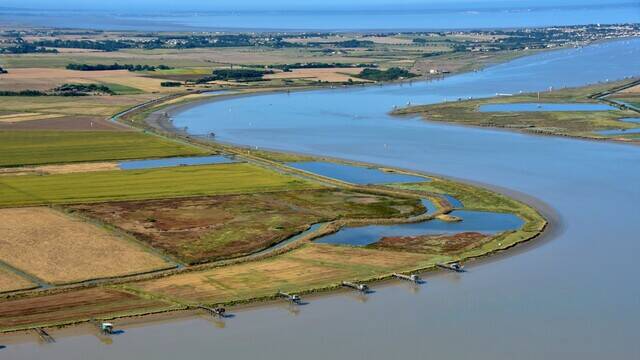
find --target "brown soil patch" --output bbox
[621,84,640,94]
[136,243,427,303]
[0,287,171,329]
[0,116,130,131]
[0,268,35,293]
[69,189,420,264]
[370,232,493,254]
[0,207,171,284]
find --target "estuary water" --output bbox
[4,39,640,359]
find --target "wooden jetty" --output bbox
[437,262,465,273]
[341,281,369,292]
[277,291,301,303]
[392,273,421,283]
[198,305,226,317]
[34,328,55,343]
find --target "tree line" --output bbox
[66,63,173,71]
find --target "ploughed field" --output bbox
[0,288,176,330]
[69,189,424,264]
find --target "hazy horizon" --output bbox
[1,0,635,12]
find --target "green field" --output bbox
[0,163,315,207]
[0,131,207,166]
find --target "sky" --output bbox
[0,0,627,12]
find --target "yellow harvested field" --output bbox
[0,162,120,176]
[0,113,65,123]
[0,68,174,92]
[0,207,172,284]
[0,93,158,118]
[621,84,640,93]
[136,244,430,303]
[0,268,35,293]
[264,68,368,82]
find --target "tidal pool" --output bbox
[479,103,616,112]
[442,194,463,208]
[5,38,640,360]
[287,161,427,184]
[316,210,524,246]
[118,155,236,170]
[596,128,640,136]
[620,118,640,123]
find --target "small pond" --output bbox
[287,161,427,184]
[479,103,616,112]
[315,210,524,246]
[619,118,640,124]
[421,199,438,214]
[595,128,640,136]
[119,155,236,170]
[443,194,463,208]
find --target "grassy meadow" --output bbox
[0,163,316,207]
[0,131,206,166]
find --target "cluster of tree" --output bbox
[356,67,418,81]
[412,38,429,44]
[53,83,114,96]
[0,66,7,74]
[420,51,447,58]
[0,90,47,96]
[0,43,58,54]
[266,62,374,72]
[32,39,134,52]
[309,39,375,48]
[195,68,273,83]
[66,63,173,72]
[0,84,114,97]
[160,81,182,87]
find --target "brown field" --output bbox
[0,116,131,131]
[0,207,172,284]
[0,287,173,330]
[0,162,119,176]
[134,243,431,304]
[0,68,176,93]
[69,189,422,264]
[0,268,35,293]
[264,68,368,82]
[369,232,494,254]
[620,84,640,93]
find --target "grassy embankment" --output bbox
[392,79,640,142]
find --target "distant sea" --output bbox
[1,2,639,31]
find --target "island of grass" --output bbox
[392,79,640,143]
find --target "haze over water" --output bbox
[2,0,639,30]
[6,38,640,359]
